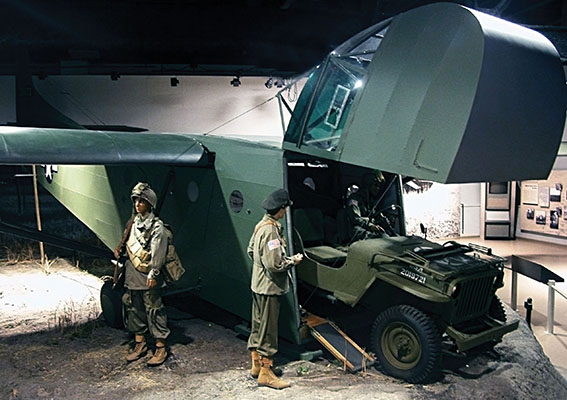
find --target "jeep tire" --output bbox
[371,305,441,383]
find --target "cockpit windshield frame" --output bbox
[282,19,392,158]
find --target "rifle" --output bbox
[112,216,134,288]
[366,176,396,222]
[349,176,398,243]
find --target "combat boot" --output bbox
[147,346,167,366]
[258,356,290,389]
[126,338,147,362]
[251,351,283,378]
[250,350,261,378]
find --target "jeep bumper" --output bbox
[446,317,520,352]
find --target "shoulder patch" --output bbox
[267,239,281,251]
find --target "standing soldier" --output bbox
[247,188,303,389]
[114,182,170,366]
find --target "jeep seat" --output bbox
[293,208,347,267]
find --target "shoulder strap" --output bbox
[141,216,162,245]
[253,219,278,236]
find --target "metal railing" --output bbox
[510,255,565,335]
[546,280,567,334]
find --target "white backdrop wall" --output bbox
[0,75,301,144]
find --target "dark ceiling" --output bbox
[2,0,566,78]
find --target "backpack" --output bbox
[162,224,185,283]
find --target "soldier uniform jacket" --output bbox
[247,214,295,296]
[124,212,168,290]
[347,190,376,232]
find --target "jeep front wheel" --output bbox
[370,305,441,383]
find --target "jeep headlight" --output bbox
[450,284,459,298]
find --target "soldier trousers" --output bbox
[123,288,170,340]
[247,292,281,358]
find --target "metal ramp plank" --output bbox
[305,313,374,372]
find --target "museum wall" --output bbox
[515,119,567,244]
[518,170,567,244]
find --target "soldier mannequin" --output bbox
[115,182,170,366]
[346,170,387,241]
[247,188,303,389]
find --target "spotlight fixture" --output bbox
[264,77,273,89]
[110,72,120,81]
[230,76,241,87]
[275,78,284,88]
[170,77,179,87]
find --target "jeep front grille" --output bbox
[454,275,495,322]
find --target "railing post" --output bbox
[511,270,518,311]
[546,280,556,334]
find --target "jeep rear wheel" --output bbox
[371,305,441,383]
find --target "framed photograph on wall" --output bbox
[550,184,562,202]
[550,210,559,229]
[526,208,534,220]
[535,210,547,225]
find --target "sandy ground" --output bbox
[1,259,567,400]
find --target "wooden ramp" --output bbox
[305,313,374,372]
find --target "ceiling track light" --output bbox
[265,77,273,89]
[170,77,179,87]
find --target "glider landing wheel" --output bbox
[100,280,125,329]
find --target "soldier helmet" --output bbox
[261,188,293,210]
[131,182,157,209]
[362,170,385,187]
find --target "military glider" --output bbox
[0,3,565,382]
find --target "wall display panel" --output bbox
[520,170,567,238]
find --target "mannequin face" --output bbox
[369,181,381,197]
[134,197,150,216]
[274,206,287,220]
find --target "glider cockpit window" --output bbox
[298,55,366,152]
[284,25,389,152]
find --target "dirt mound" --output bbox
[1,260,566,400]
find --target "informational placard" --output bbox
[539,186,550,208]
[521,183,539,205]
[520,170,567,238]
